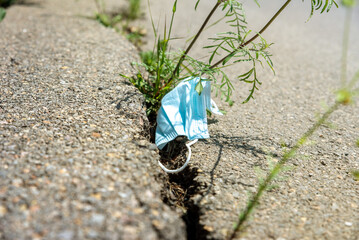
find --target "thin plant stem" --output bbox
[157,0,226,94]
[168,0,177,41]
[228,101,340,240]
[210,0,292,69]
[228,5,357,239]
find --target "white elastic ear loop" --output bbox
[158,139,198,174]
[210,99,223,115]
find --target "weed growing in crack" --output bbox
[228,1,359,239]
[123,0,339,124]
[128,0,142,20]
[93,0,146,47]
[123,0,282,120]
[160,162,210,240]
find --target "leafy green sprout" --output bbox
[128,0,142,20]
[92,0,146,47]
[93,0,122,28]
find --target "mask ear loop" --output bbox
[158,139,198,173]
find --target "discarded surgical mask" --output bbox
[155,77,222,173]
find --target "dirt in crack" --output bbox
[147,115,210,239]
[159,140,210,240]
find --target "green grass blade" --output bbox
[0,8,6,22]
[195,0,201,10]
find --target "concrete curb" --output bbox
[0,0,185,239]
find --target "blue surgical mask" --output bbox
[155,77,222,173]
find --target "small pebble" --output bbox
[344,222,353,227]
[90,214,105,225]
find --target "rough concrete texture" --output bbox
[1,0,359,239]
[142,1,359,239]
[0,0,185,239]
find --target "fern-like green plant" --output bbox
[124,0,338,119]
[307,0,338,18]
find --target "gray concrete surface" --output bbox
[0,0,185,239]
[1,0,358,239]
